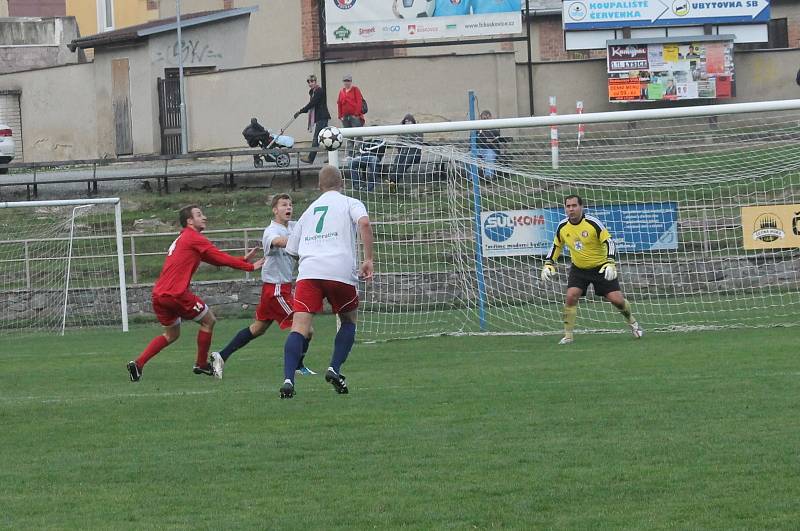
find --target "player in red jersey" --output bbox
[127,205,265,382]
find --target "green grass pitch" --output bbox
[2,318,798,528]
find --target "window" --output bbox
[98,0,115,32]
[736,18,789,50]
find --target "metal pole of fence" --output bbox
[24,241,31,289]
[130,235,138,284]
[177,0,189,155]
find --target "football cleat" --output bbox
[210,351,225,379]
[192,364,214,376]
[280,380,295,399]
[296,366,316,376]
[630,321,644,339]
[558,336,573,345]
[325,367,348,394]
[127,361,142,382]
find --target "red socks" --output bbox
[196,330,213,367]
[135,335,169,368]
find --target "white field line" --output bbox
[2,370,798,406]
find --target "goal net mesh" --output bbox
[0,201,124,334]
[341,109,800,341]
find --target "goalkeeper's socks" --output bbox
[220,327,255,361]
[196,330,213,367]
[330,322,356,373]
[619,299,635,324]
[563,305,577,338]
[136,335,170,367]
[283,332,305,383]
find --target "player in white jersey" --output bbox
[279,165,374,398]
[210,194,314,379]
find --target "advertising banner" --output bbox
[481,203,679,257]
[607,39,735,103]
[325,0,522,45]
[741,204,800,250]
[563,0,770,30]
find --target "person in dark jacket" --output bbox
[349,138,387,192]
[476,109,500,179]
[294,74,331,164]
[388,113,422,186]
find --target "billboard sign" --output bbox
[741,204,800,250]
[563,0,770,30]
[481,203,679,257]
[607,38,734,103]
[325,0,522,45]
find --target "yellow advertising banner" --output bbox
[741,204,800,250]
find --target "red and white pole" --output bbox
[577,100,585,150]
[549,96,559,170]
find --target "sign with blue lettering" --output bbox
[482,203,678,257]
[563,1,770,30]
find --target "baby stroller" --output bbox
[242,118,294,168]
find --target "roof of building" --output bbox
[68,6,257,51]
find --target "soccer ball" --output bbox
[318,126,343,151]
[394,0,435,18]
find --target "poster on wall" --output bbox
[324,0,523,45]
[607,37,735,103]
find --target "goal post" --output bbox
[0,197,129,335]
[327,99,800,341]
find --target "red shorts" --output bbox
[293,279,359,314]
[152,291,208,326]
[255,283,294,329]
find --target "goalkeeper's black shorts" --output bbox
[568,265,621,297]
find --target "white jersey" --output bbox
[286,190,368,286]
[261,220,296,284]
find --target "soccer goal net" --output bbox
[332,100,800,341]
[0,198,128,335]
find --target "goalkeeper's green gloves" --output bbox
[541,262,556,282]
[599,261,617,281]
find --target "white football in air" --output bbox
[318,126,343,151]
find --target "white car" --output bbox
[0,123,15,174]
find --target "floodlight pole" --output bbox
[177,0,189,155]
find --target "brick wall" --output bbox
[301,0,320,60]
[538,16,569,61]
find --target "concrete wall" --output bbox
[520,48,800,117]
[0,17,82,74]
[0,62,96,161]
[185,52,520,151]
[0,1,8,18]
[237,0,303,66]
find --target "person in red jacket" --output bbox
[337,74,365,157]
[127,205,265,382]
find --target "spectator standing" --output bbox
[349,138,387,192]
[476,109,501,180]
[337,74,365,157]
[294,74,331,164]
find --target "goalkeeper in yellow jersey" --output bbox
[540,194,644,344]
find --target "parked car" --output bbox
[0,124,15,174]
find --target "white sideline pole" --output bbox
[549,96,558,170]
[335,99,800,138]
[114,201,129,332]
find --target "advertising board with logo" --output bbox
[481,203,678,257]
[563,0,770,30]
[325,0,522,44]
[607,37,734,103]
[741,204,800,250]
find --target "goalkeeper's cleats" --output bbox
[192,363,214,376]
[599,262,618,281]
[325,368,349,394]
[541,263,557,282]
[127,361,142,382]
[280,379,295,399]
[210,351,225,379]
[558,336,574,345]
[630,321,644,339]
